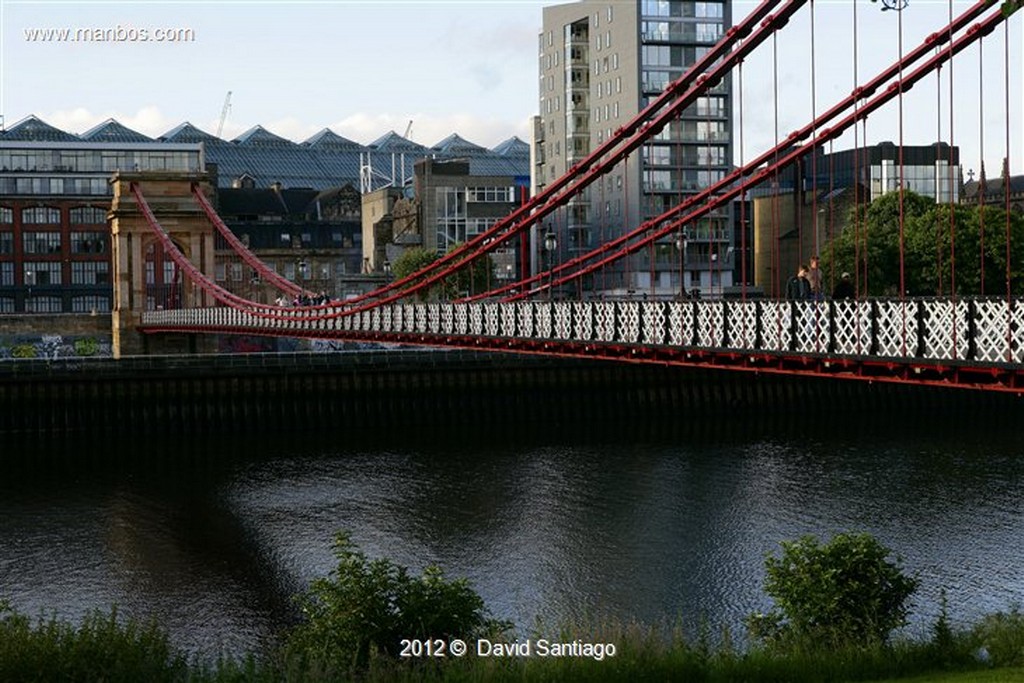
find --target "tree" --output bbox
[822,190,1024,296]
[747,532,919,649]
[286,532,507,670]
[440,243,494,300]
[391,247,439,301]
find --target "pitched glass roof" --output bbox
[491,136,530,156]
[232,125,296,147]
[432,133,487,156]
[79,119,153,143]
[368,130,429,154]
[3,115,80,142]
[303,128,365,150]
[4,116,529,190]
[159,122,222,144]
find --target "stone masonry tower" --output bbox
[108,171,215,357]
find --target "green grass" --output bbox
[871,669,1024,683]
[4,599,1024,683]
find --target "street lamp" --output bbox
[543,230,557,301]
[675,229,688,300]
[24,269,34,313]
[382,260,392,281]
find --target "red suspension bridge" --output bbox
[133,0,1024,392]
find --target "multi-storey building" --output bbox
[536,0,733,298]
[1,115,530,315]
[0,117,203,314]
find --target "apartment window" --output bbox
[69,206,107,224]
[72,295,111,313]
[612,53,619,70]
[22,207,61,224]
[607,5,613,21]
[24,261,62,285]
[0,297,12,313]
[26,296,63,313]
[0,262,12,286]
[0,232,12,254]
[23,232,62,254]
[70,232,107,253]
[71,261,110,285]
[0,207,11,224]
[231,263,243,281]
[215,263,226,281]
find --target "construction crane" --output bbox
[403,119,413,141]
[217,91,232,138]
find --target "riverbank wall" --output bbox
[0,349,1018,435]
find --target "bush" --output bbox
[969,608,1024,667]
[747,532,919,650]
[285,532,509,672]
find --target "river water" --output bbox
[1,411,1022,659]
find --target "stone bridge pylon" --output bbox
[108,171,216,357]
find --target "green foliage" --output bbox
[822,191,1024,296]
[11,344,37,359]
[73,338,99,357]
[968,608,1024,668]
[285,532,508,672]
[391,247,440,301]
[748,532,919,650]
[0,600,185,682]
[440,243,494,300]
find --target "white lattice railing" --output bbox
[141,297,1024,366]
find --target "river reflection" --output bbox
[1,414,1022,658]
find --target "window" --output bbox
[22,207,61,224]
[24,262,62,285]
[69,206,107,224]
[70,232,107,253]
[71,261,110,285]
[0,297,13,313]
[72,295,111,313]
[0,232,12,254]
[230,263,243,281]
[0,262,12,286]
[0,207,11,224]
[215,263,226,281]
[23,232,62,254]
[26,296,63,313]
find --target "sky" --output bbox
[0,0,1021,173]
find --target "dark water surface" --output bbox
[1,413,1022,659]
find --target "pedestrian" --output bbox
[786,265,812,301]
[832,272,855,300]
[807,255,823,300]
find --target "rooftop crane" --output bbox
[217,91,232,139]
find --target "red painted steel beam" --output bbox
[337,1,806,309]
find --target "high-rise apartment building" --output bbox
[535,0,733,298]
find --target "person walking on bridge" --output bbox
[786,265,812,301]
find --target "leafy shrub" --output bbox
[747,532,919,650]
[969,608,1024,667]
[285,532,509,671]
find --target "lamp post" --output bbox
[24,269,34,313]
[382,260,392,281]
[543,229,557,301]
[675,229,688,300]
